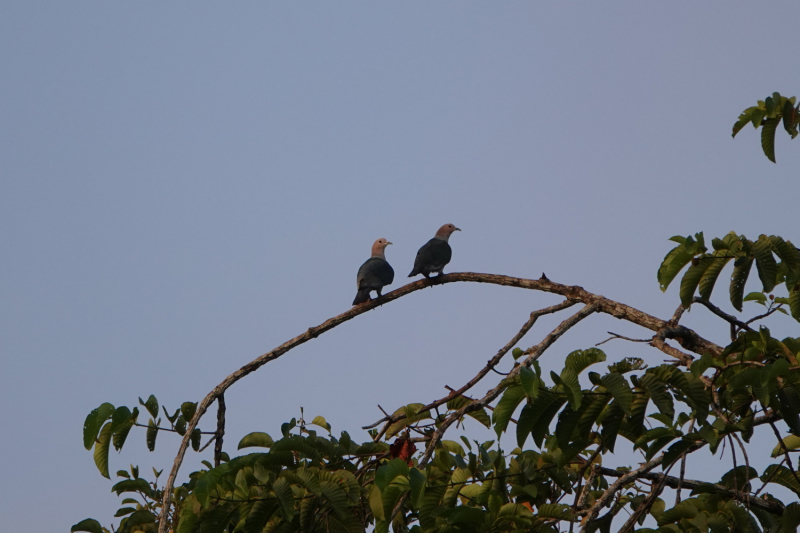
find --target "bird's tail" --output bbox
[352,289,370,305]
[408,268,419,278]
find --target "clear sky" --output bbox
[1,2,798,531]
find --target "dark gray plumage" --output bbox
[353,238,394,305]
[409,223,461,279]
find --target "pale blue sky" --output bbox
[1,2,799,530]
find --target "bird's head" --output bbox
[435,223,461,241]
[372,238,393,257]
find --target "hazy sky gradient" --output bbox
[1,3,799,530]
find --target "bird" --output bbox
[408,223,461,279]
[353,238,395,305]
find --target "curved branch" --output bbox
[157,272,724,532]
[692,297,752,333]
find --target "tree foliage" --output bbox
[73,229,800,533]
[71,96,800,533]
[733,92,799,162]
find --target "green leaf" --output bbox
[658,244,694,292]
[319,478,350,519]
[512,347,524,359]
[536,503,574,520]
[191,429,201,451]
[112,407,137,452]
[555,406,582,451]
[385,404,431,438]
[311,415,331,432]
[125,510,155,528]
[782,502,800,533]
[730,256,754,312]
[238,432,274,449]
[467,407,492,428]
[640,374,674,419]
[492,385,525,437]
[516,402,536,447]
[601,402,625,452]
[790,290,800,321]
[146,419,157,452]
[761,464,800,498]
[783,101,799,137]
[243,499,279,533]
[71,519,103,533]
[409,467,426,507]
[94,422,113,479]
[519,366,539,399]
[531,392,567,447]
[109,406,132,433]
[565,348,607,374]
[180,402,197,422]
[778,388,800,436]
[762,116,780,162]
[698,255,733,300]
[139,395,159,419]
[111,478,151,496]
[600,373,633,416]
[680,256,715,307]
[559,368,583,411]
[272,477,295,521]
[732,109,754,137]
[753,236,778,293]
[720,466,758,489]
[83,403,115,450]
[743,292,767,305]
[369,484,385,521]
[656,500,698,526]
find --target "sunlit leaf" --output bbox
[93,422,113,479]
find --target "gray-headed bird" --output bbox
[408,224,461,279]
[353,238,395,305]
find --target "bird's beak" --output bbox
[386,241,393,245]
[454,227,461,232]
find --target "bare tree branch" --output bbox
[364,299,577,435]
[156,272,725,532]
[418,304,599,466]
[214,393,226,468]
[619,463,675,533]
[597,467,784,514]
[692,297,752,333]
[595,332,651,346]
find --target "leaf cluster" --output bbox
[732,92,799,162]
[658,232,800,319]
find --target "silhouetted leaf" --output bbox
[730,256,754,312]
[762,117,780,162]
[83,403,115,450]
[94,422,112,479]
[601,373,633,416]
[238,432,274,449]
[493,385,525,437]
[139,395,159,419]
[71,519,103,533]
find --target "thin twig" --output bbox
[595,332,652,347]
[768,421,800,486]
[745,303,784,325]
[675,419,695,505]
[692,297,752,333]
[619,462,676,533]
